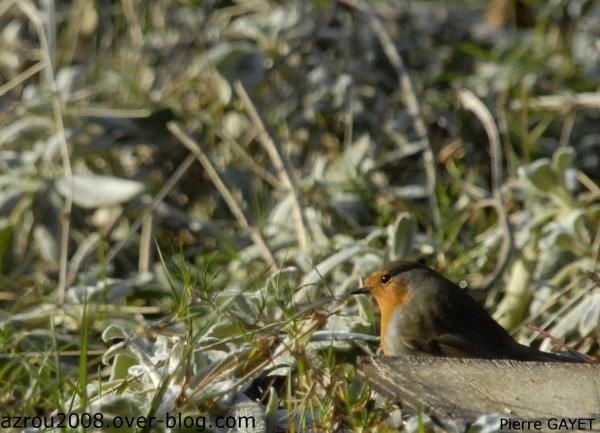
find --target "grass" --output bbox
[0,0,599,432]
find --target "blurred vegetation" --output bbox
[0,0,599,432]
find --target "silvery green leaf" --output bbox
[365,227,387,244]
[222,111,250,140]
[333,74,352,108]
[303,207,329,248]
[388,184,429,199]
[154,335,182,365]
[540,229,578,251]
[519,158,561,193]
[579,291,600,336]
[529,284,554,316]
[109,354,137,382]
[324,313,365,335]
[214,71,232,105]
[70,229,99,263]
[156,384,182,416]
[103,340,128,366]
[264,5,300,32]
[308,330,377,353]
[265,387,278,417]
[37,129,74,163]
[189,345,251,391]
[310,156,328,182]
[266,194,293,236]
[1,20,21,50]
[388,212,416,261]
[542,298,589,346]
[193,349,230,372]
[126,339,165,386]
[264,266,298,296]
[0,224,12,270]
[404,413,434,433]
[91,394,142,419]
[226,394,266,433]
[344,133,370,171]
[192,379,236,401]
[325,134,372,182]
[0,303,56,327]
[229,289,260,322]
[494,258,534,329]
[0,117,51,146]
[552,147,575,174]
[539,209,588,251]
[353,253,383,277]
[66,279,135,304]
[16,330,75,352]
[55,66,82,100]
[374,140,425,167]
[216,47,265,92]
[33,223,59,264]
[331,193,370,225]
[0,190,23,215]
[102,323,133,341]
[55,174,145,209]
[296,244,365,303]
[471,414,503,433]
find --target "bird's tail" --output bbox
[513,344,587,363]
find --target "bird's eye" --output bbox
[380,274,391,284]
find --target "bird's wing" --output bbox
[433,333,503,359]
[398,333,499,359]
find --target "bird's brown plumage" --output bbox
[356,261,583,362]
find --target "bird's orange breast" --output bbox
[372,282,410,352]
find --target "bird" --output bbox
[352,261,583,362]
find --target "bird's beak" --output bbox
[350,287,369,295]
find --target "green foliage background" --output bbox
[0,0,599,431]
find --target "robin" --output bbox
[352,261,583,362]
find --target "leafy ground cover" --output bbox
[0,0,599,432]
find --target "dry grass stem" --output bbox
[510,92,600,110]
[359,2,441,229]
[105,153,196,266]
[168,121,278,272]
[0,60,46,96]
[217,129,283,189]
[19,0,73,305]
[234,81,310,252]
[459,89,514,290]
[139,214,154,274]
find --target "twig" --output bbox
[104,153,196,268]
[356,3,440,229]
[0,61,46,96]
[121,0,144,47]
[19,0,72,306]
[510,92,600,111]
[168,121,278,272]
[73,107,152,118]
[533,280,594,342]
[558,110,576,148]
[576,171,600,200]
[309,330,379,343]
[585,270,600,288]
[234,81,310,252]
[591,224,600,270]
[527,326,592,362]
[516,276,581,338]
[458,89,514,291]
[0,0,17,17]
[216,128,282,189]
[138,214,153,274]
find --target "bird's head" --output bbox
[352,261,431,321]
